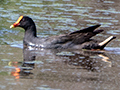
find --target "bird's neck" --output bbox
[25,25,37,38]
[24,25,38,45]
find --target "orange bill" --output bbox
[10,16,23,28]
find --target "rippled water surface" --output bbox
[0,0,120,90]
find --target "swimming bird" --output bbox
[10,16,116,50]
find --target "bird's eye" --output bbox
[22,18,25,22]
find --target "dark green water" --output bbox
[0,0,120,90]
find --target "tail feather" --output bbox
[69,24,101,35]
[93,29,104,34]
[99,36,116,49]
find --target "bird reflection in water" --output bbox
[10,47,112,80]
[56,50,112,71]
[9,62,21,80]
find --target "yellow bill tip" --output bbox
[10,25,14,28]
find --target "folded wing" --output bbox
[50,24,103,44]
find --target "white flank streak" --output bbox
[36,44,39,47]
[39,44,44,48]
[28,46,34,50]
[28,42,44,49]
[29,42,35,46]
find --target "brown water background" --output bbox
[0,0,120,90]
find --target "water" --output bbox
[0,0,120,90]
